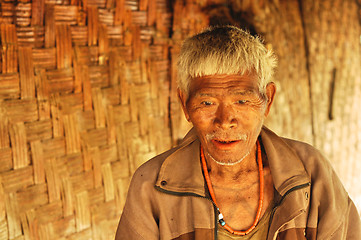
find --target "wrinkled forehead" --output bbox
[188,73,259,95]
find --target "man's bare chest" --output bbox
[211,168,274,230]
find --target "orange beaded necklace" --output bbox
[200,140,264,236]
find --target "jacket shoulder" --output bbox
[279,137,361,238]
[131,146,179,185]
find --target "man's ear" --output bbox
[177,89,191,122]
[264,82,276,117]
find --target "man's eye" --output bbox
[237,100,248,104]
[201,101,213,106]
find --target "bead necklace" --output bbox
[200,140,264,236]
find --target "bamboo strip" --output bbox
[119,61,130,104]
[132,26,141,59]
[45,4,55,48]
[25,120,52,142]
[67,228,92,240]
[81,66,93,111]
[18,47,36,99]
[106,0,115,9]
[9,122,29,169]
[132,11,147,26]
[33,48,56,69]
[51,215,76,238]
[114,178,127,211]
[91,147,102,188]
[54,5,78,24]
[16,26,45,48]
[38,222,52,240]
[15,3,31,26]
[0,73,20,99]
[98,8,114,26]
[30,140,46,184]
[87,6,99,46]
[1,24,18,73]
[61,178,74,217]
[72,60,82,93]
[107,25,123,45]
[50,98,64,137]
[139,0,148,11]
[56,24,72,69]
[47,68,74,94]
[41,137,66,159]
[5,193,22,239]
[123,10,133,46]
[44,158,61,202]
[0,178,5,221]
[33,201,63,225]
[98,24,109,65]
[26,208,39,240]
[81,143,94,172]
[128,84,139,122]
[125,0,138,10]
[101,163,114,201]
[35,70,51,120]
[114,0,125,25]
[89,65,110,88]
[31,0,45,26]
[106,105,117,144]
[99,144,118,164]
[0,219,8,239]
[82,128,108,148]
[108,51,119,86]
[71,26,88,46]
[75,191,91,232]
[0,166,34,193]
[0,148,12,172]
[147,0,156,26]
[15,183,48,212]
[58,90,84,115]
[63,114,81,154]
[0,3,15,25]
[92,88,106,128]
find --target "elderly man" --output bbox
[115,26,361,239]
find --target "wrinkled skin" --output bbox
[178,73,276,165]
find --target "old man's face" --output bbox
[179,73,275,164]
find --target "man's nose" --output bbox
[214,103,237,129]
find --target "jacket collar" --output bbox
[155,127,310,197]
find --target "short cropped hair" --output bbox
[177,26,277,97]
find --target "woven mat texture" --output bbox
[0,0,209,239]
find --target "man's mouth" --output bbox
[215,140,237,144]
[211,139,240,149]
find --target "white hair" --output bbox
[177,25,277,97]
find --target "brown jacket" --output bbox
[115,127,361,239]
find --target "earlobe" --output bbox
[264,82,276,117]
[177,89,191,122]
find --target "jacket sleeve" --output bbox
[342,199,361,239]
[115,168,160,240]
[305,148,361,240]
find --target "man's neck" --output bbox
[205,144,258,183]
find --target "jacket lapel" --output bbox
[155,129,207,198]
[261,127,310,196]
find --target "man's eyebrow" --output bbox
[196,92,215,97]
[231,89,256,95]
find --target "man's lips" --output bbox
[211,139,241,150]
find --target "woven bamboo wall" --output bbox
[0,0,178,239]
